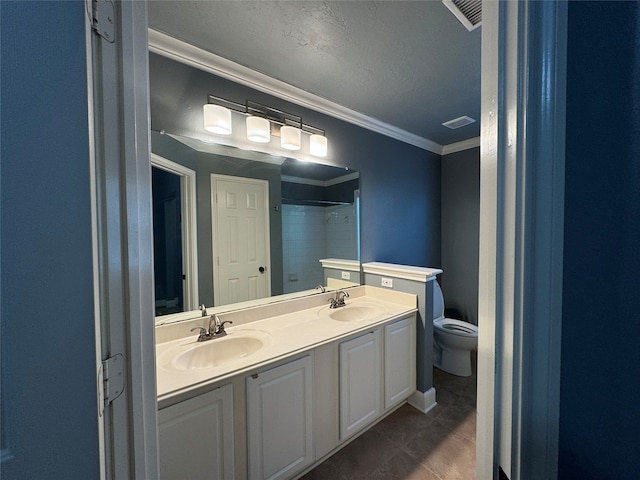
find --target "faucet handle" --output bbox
[217,320,233,334]
[190,327,207,340]
[199,304,207,317]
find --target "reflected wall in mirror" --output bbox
[151,131,360,320]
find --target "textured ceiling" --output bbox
[148,0,481,147]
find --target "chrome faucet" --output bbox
[315,284,326,293]
[191,314,233,342]
[329,289,350,309]
[210,315,233,336]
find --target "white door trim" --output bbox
[84,5,105,478]
[211,174,272,306]
[477,1,567,479]
[90,1,158,478]
[151,154,199,315]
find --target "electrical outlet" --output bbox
[381,277,393,288]
[341,271,351,280]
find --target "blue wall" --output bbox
[440,147,479,325]
[0,2,100,478]
[150,53,442,269]
[560,2,640,478]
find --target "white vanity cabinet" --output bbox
[246,355,314,480]
[339,315,416,441]
[158,383,234,480]
[384,316,416,408]
[339,329,382,440]
[156,289,418,479]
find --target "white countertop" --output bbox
[156,286,416,404]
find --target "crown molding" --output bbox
[148,28,448,154]
[164,133,287,165]
[282,171,359,188]
[441,136,481,155]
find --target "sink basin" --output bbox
[326,305,383,322]
[171,333,268,370]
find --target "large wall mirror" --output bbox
[151,131,360,322]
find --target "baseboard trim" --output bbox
[408,388,437,414]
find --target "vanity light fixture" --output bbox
[246,116,271,143]
[280,125,301,150]
[309,133,328,157]
[204,94,329,157]
[203,104,232,135]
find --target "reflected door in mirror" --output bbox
[153,167,185,316]
[212,175,271,305]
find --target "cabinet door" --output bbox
[246,355,313,480]
[339,330,381,440]
[384,316,416,409]
[158,383,234,480]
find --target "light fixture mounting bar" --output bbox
[206,95,325,136]
[206,94,245,113]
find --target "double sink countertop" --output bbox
[156,285,417,406]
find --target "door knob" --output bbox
[258,266,265,273]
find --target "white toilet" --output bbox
[432,280,478,377]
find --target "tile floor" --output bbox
[301,353,477,480]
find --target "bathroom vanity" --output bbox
[155,286,417,479]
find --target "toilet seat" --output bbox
[434,317,478,338]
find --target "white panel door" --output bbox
[384,316,416,409]
[212,174,270,305]
[339,330,381,440]
[246,356,313,480]
[158,384,234,480]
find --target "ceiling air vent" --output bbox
[442,0,482,32]
[442,115,476,130]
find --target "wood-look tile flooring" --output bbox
[301,354,477,480]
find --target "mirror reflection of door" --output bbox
[152,167,184,315]
[151,154,198,317]
[212,174,271,306]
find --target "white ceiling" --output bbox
[148,0,481,149]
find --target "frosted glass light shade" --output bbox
[309,134,328,157]
[246,116,271,143]
[203,104,232,135]
[281,126,301,150]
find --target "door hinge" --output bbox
[91,0,115,43]
[98,353,125,417]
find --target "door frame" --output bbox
[210,174,271,306]
[89,1,158,478]
[98,0,570,478]
[151,154,199,315]
[477,1,567,478]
